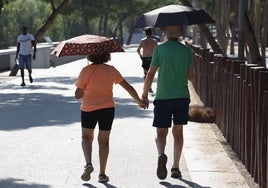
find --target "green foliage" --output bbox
[0,0,211,49]
[0,0,53,48]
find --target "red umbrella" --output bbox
[51,34,124,57]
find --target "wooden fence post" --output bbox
[249,66,266,182]
[258,71,268,188]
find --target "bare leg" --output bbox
[155,128,168,179]
[155,128,168,154]
[81,128,94,181]
[172,125,183,169]
[98,130,110,175]
[20,69,25,83]
[144,70,153,93]
[143,70,148,79]
[28,69,33,83]
[81,128,94,164]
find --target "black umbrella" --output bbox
[133,4,215,29]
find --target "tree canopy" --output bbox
[0,0,267,65]
[0,0,183,48]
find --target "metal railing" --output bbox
[186,42,268,188]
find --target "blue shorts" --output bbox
[81,108,115,131]
[153,98,190,128]
[19,54,32,70]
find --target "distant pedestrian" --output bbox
[137,27,158,93]
[15,25,36,86]
[75,52,145,183]
[141,25,193,180]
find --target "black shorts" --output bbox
[153,98,190,128]
[142,57,152,71]
[81,108,115,131]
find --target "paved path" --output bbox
[0,46,257,187]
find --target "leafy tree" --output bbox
[0,0,69,49]
[0,0,266,67]
[6,0,70,75]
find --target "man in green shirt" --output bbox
[142,25,193,180]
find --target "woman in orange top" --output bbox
[75,52,144,183]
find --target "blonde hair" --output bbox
[160,25,183,38]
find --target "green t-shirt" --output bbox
[151,41,193,100]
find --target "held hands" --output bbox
[141,95,149,109]
[138,99,146,109]
[32,54,36,60]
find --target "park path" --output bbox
[0,45,256,188]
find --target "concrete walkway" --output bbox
[0,45,257,187]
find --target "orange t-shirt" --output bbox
[75,64,124,112]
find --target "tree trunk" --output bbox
[180,0,224,54]
[215,0,222,48]
[127,27,134,45]
[216,0,229,54]
[9,0,70,76]
[103,13,108,36]
[119,23,123,46]
[261,0,268,66]
[229,21,235,54]
[113,13,127,46]
[102,4,110,37]
[98,15,103,35]
[222,0,230,53]
[34,0,70,41]
[194,0,207,48]
[244,12,263,65]
[229,1,238,55]
[126,17,135,45]
[254,0,261,45]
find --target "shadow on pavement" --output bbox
[124,76,144,84]
[0,76,151,131]
[0,76,76,90]
[0,92,80,130]
[83,182,117,188]
[115,97,152,119]
[179,178,211,188]
[0,178,49,188]
[82,183,98,188]
[160,178,211,188]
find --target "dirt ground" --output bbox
[210,123,260,188]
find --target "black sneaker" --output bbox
[171,168,182,178]
[20,82,26,86]
[29,75,33,83]
[157,153,167,180]
[81,164,94,181]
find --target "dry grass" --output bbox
[188,105,215,123]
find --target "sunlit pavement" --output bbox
[0,45,255,187]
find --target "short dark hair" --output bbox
[21,25,28,31]
[87,52,111,64]
[145,28,152,36]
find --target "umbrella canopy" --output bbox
[51,34,124,57]
[133,4,215,29]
